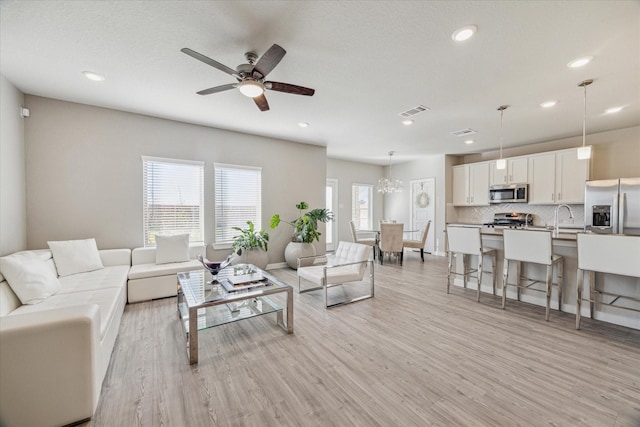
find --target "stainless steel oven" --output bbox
[489,184,528,204]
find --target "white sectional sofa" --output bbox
[0,248,131,427]
[127,245,205,303]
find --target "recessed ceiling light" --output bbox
[464,140,474,145]
[402,119,414,126]
[298,122,309,128]
[567,56,593,68]
[82,71,105,82]
[604,106,623,114]
[452,25,477,42]
[540,100,557,108]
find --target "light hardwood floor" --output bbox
[86,252,640,426]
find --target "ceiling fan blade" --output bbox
[265,81,315,96]
[181,48,238,76]
[253,94,270,111]
[196,83,237,95]
[253,44,286,78]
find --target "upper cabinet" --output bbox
[490,156,528,185]
[528,148,590,204]
[453,162,490,206]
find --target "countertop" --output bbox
[446,223,578,241]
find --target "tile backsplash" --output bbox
[451,203,585,228]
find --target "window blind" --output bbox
[142,156,204,246]
[214,163,262,245]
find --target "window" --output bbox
[142,156,204,246]
[351,184,373,230]
[214,163,262,247]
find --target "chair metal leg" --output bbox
[589,271,595,319]
[420,248,424,262]
[477,257,483,302]
[576,268,584,329]
[545,264,552,321]
[515,261,521,301]
[491,253,497,295]
[462,254,468,289]
[502,259,509,309]
[557,259,564,312]
[447,252,453,294]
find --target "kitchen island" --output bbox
[446,224,640,330]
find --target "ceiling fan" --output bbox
[181,44,315,112]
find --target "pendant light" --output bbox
[377,151,403,194]
[496,105,509,170]
[577,79,593,160]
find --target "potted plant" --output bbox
[270,201,334,269]
[230,221,269,269]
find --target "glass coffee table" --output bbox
[177,265,294,364]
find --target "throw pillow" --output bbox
[155,234,190,264]
[48,238,104,277]
[0,253,61,304]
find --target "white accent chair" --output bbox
[502,229,563,321]
[378,223,404,265]
[446,225,497,302]
[403,220,431,262]
[297,241,374,308]
[349,220,377,259]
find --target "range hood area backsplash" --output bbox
[452,203,585,228]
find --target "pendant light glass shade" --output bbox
[496,105,509,170]
[577,79,593,160]
[378,151,403,194]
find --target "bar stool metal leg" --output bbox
[545,264,553,321]
[502,259,509,309]
[557,259,564,311]
[477,255,483,302]
[447,252,453,294]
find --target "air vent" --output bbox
[451,128,478,137]
[398,105,430,118]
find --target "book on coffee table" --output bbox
[220,272,269,293]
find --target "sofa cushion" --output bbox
[8,287,124,339]
[48,238,104,277]
[155,234,190,264]
[128,259,201,280]
[58,265,129,294]
[0,253,61,305]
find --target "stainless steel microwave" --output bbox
[489,184,528,204]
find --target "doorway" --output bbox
[409,178,436,254]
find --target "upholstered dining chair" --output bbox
[403,220,431,262]
[378,223,404,265]
[349,220,377,259]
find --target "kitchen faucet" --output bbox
[553,204,574,237]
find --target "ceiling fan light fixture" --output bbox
[238,79,264,98]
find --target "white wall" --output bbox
[326,158,384,244]
[0,75,27,256]
[23,96,326,264]
[381,155,448,256]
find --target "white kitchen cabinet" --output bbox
[453,162,490,206]
[528,149,590,204]
[555,148,590,204]
[491,156,528,185]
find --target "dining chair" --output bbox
[446,225,497,302]
[349,220,377,259]
[403,220,431,262]
[378,223,404,265]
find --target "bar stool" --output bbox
[502,229,563,321]
[446,225,497,301]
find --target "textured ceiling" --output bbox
[1,1,638,165]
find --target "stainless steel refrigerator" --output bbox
[584,177,640,235]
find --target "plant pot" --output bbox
[231,248,268,270]
[284,242,316,269]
